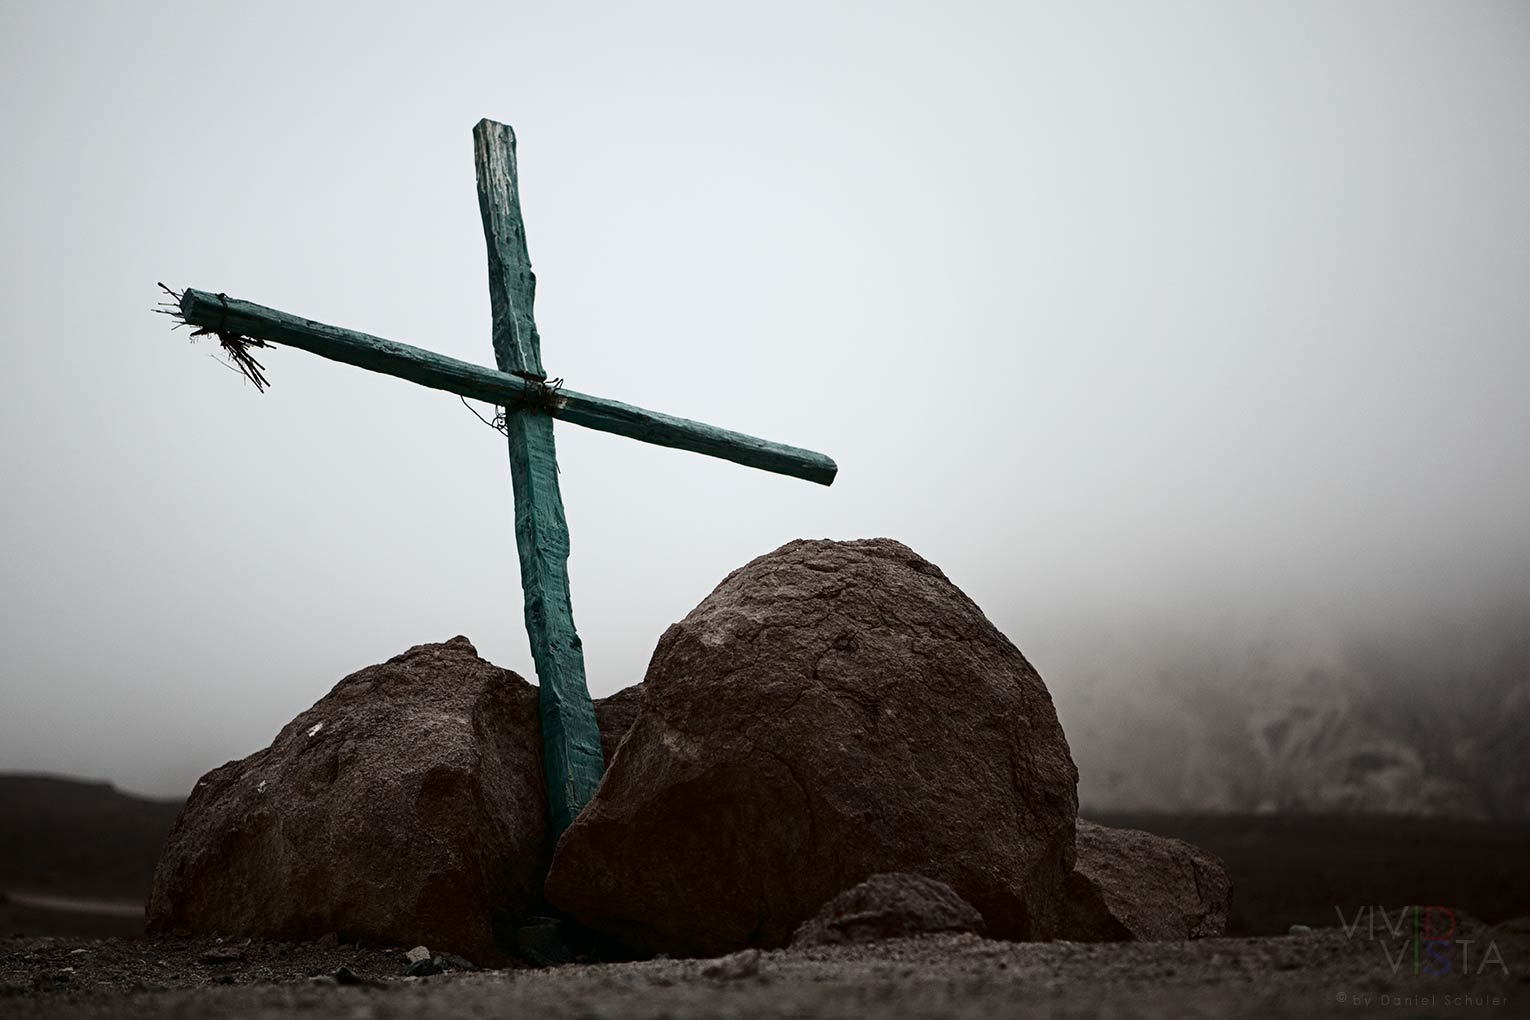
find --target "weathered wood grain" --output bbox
[474,119,544,380]
[177,288,838,486]
[474,118,604,837]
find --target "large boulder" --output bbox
[147,636,636,963]
[791,872,985,947]
[1061,819,1232,941]
[545,538,1079,956]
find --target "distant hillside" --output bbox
[0,774,182,900]
[1064,607,1530,820]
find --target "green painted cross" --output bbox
[165,119,837,837]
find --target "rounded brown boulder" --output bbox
[544,538,1079,956]
[147,636,632,963]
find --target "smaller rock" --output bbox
[405,958,441,977]
[436,953,479,972]
[198,945,247,965]
[701,948,762,981]
[515,921,574,967]
[405,946,431,965]
[791,873,986,947]
[334,966,380,986]
[147,638,553,964]
[1288,924,1312,935]
[1062,820,1232,942]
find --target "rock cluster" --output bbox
[151,538,1229,961]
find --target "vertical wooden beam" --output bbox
[474,119,604,837]
[474,120,545,381]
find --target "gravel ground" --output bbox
[2,920,1526,1019]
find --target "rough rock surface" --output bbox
[592,684,643,766]
[147,637,636,963]
[545,538,1079,956]
[791,873,985,947]
[1062,819,1232,941]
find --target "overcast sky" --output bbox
[2,1,1527,799]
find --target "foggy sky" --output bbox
[3,1,1528,800]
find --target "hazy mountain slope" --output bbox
[1064,609,1530,819]
[0,775,181,900]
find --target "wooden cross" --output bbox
[164,119,837,836]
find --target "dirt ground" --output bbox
[5,795,1529,1018]
[2,919,1526,1020]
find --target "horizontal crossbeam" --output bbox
[177,288,837,486]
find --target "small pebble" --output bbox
[702,948,762,981]
[437,953,479,972]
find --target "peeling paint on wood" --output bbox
[176,289,838,486]
[474,119,602,835]
[474,119,544,381]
